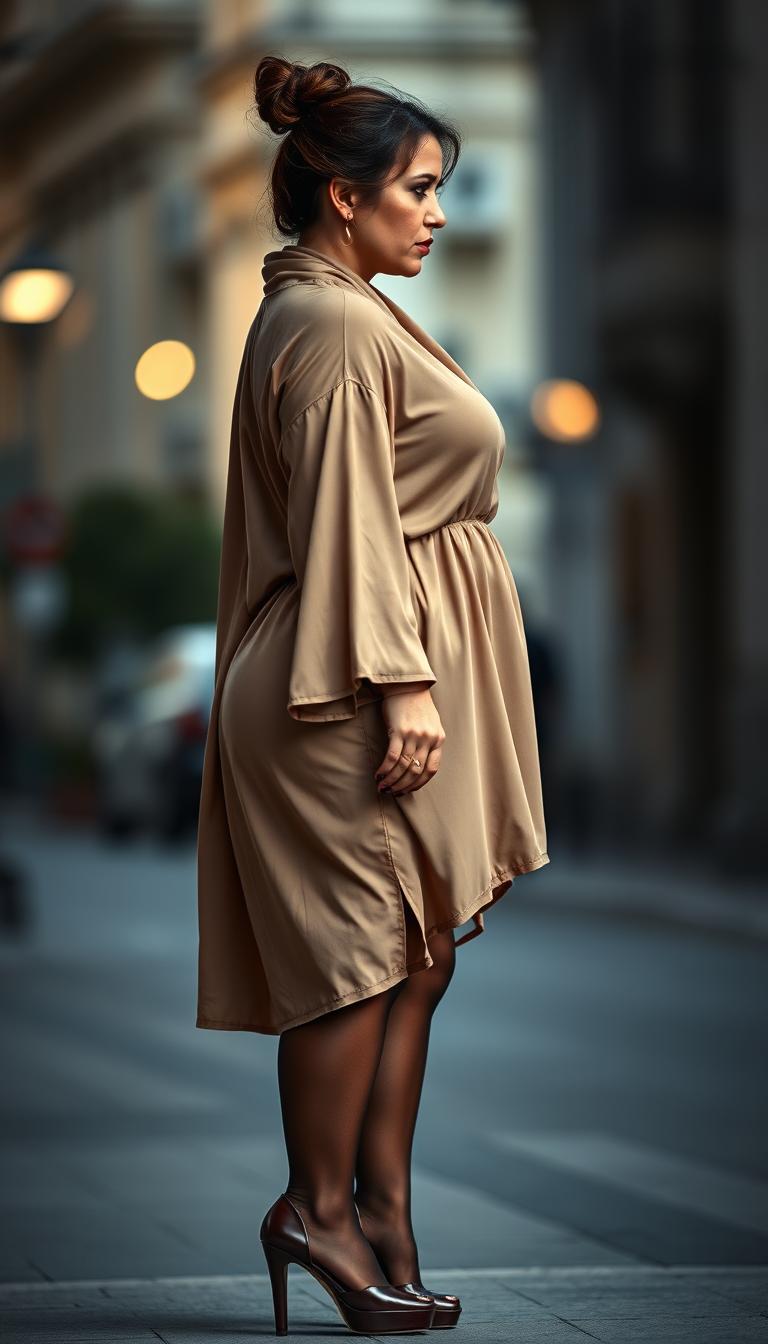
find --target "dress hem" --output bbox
[440,849,550,946]
[195,849,550,1036]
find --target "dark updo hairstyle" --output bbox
[251,56,461,238]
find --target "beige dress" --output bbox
[196,243,549,1035]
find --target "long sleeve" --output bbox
[279,375,436,722]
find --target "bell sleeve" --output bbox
[280,375,437,722]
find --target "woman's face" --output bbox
[342,133,448,280]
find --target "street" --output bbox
[1,814,767,1340]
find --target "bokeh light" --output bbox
[531,378,601,442]
[0,267,74,323]
[135,340,196,400]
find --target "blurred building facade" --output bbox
[0,0,205,503]
[529,0,767,872]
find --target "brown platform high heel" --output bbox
[260,1192,436,1336]
[354,1204,462,1329]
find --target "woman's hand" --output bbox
[374,684,445,795]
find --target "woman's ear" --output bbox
[329,177,357,215]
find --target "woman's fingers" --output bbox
[376,732,440,794]
[375,688,445,793]
[376,731,417,791]
[397,742,443,794]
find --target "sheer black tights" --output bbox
[278,911,456,1290]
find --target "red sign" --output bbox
[4,493,67,564]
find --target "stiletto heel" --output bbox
[260,1192,436,1335]
[262,1240,291,1336]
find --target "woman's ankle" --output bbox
[285,1186,359,1231]
[354,1186,411,1221]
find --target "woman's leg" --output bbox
[353,924,457,1284]
[278,982,402,1290]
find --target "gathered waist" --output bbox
[408,516,490,543]
[248,519,493,622]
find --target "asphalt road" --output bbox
[1,813,767,1291]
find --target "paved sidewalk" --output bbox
[516,848,768,942]
[1,1265,768,1342]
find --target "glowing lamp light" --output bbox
[531,379,600,443]
[0,266,74,324]
[135,340,195,400]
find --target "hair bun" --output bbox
[254,57,351,135]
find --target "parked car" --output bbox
[92,624,216,841]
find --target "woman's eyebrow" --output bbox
[409,172,439,183]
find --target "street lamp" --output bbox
[0,241,74,801]
[0,242,75,491]
[0,246,74,324]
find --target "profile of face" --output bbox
[308,133,448,281]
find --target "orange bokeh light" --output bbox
[531,379,600,442]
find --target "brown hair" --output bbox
[251,56,461,238]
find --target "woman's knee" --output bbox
[429,928,456,986]
[412,928,455,1004]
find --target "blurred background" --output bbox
[1,0,767,1304]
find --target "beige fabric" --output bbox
[196,243,549,1035]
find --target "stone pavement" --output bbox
[1,1265,768,1342]
[516,848,768,943]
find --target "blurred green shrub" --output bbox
[52,484,221,665]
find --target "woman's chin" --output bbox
[378,252,424,278]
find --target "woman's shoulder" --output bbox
[270,280,394,346]
[263,283,397,420]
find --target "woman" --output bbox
[196,56,549,1335]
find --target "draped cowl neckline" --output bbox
[260,243,480,394]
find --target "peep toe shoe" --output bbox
[260,1192,437,1336]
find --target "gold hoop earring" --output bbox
[342,214,354,246]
